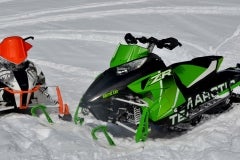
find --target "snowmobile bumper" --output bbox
[1,85,72,122]
[2,85,41,109]
[74,98,151,143]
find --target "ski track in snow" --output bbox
[214,24,240,53]
[0,0,13,3]
[0,0,147,22]
[33,30,124,44]
[31,29,153,46]
[1,6,240,29]
[31,58,99,78]
[1,0,239,57]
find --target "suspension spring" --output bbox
[134,107,141,125]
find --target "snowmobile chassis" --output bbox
[74,33,240,145]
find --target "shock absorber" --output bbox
[134,106,141,125]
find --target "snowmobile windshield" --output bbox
[0,36,32,65]
[110,44,149,68]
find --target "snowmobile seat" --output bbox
[191,56,223,68]
[170,56,223,69]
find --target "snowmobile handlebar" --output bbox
[24,36,34,41]
[124,33,182,52]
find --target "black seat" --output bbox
[191,56,223,68]
[170,55,223,69]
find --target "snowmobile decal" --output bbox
[0,69,12,83]
[25,63,39,85]
[188,80,236,107]
[149,69,172,85]
[75,33,240,144]
[102,89,119,99]
[169,108,186,125]
[169,80,237,125]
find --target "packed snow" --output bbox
[0,0,240,159]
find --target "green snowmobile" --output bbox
[75,33,240,143]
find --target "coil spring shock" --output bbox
[133,107,141,125]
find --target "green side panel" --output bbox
[110,44,149,68]
[147,78,186,121]
[128,70,186,122]
[127,71,158,94]
[173,64,206,87]
[216,57,223,71]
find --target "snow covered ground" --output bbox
[0,0,240,159]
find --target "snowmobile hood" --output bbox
[81,68,133,103]
[80,54,166,122]
[0,36,32,65]
[79,65,151,122]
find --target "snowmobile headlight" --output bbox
[116,57,147,75]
